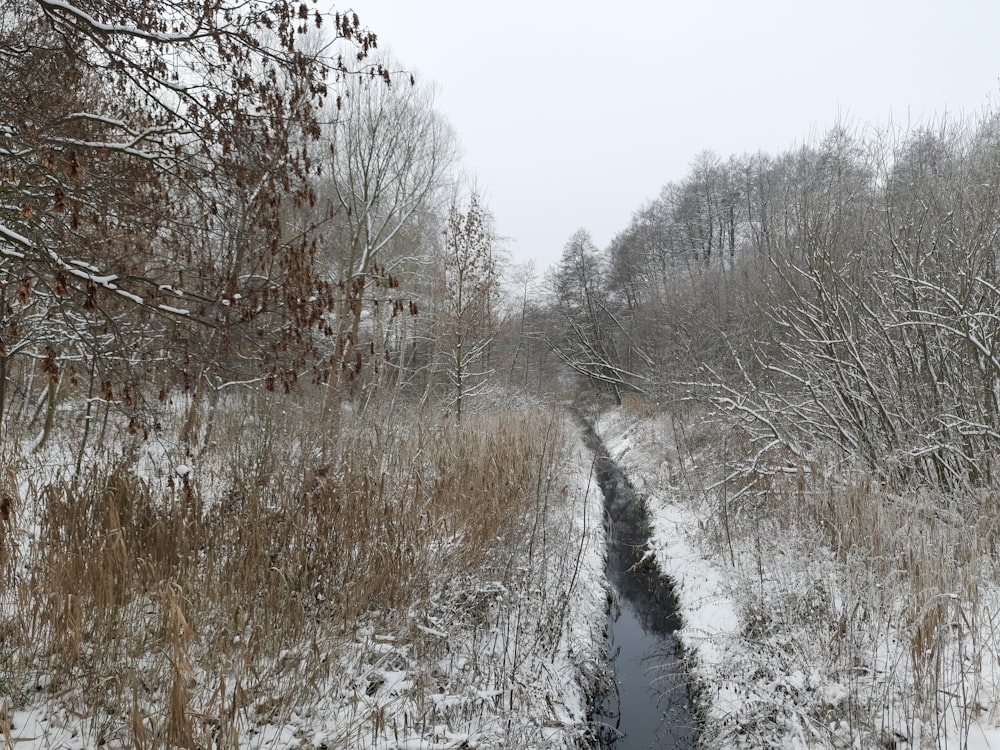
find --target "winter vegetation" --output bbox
[4,1,1000,749]
[0,2,607,747]
[3,395,608,748]
[559,117,1000,747]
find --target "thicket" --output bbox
[0,1,527,442]
[564,113,1000,744]
[559,114,1000,492]
[1,394,597,747]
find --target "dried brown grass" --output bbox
[0,463,17,607]
[1,391,571,746]
[684,411,1000,745]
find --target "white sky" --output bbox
[336,0,1000,271]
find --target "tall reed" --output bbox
[2,391,583,747]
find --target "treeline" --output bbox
[549,115,1000,492]
[0,0,518,449]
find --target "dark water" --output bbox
[585,428,699,750]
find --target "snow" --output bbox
[36,0,202,42]
[65,266,117,285]
[0,222,32,256]
[115,288,145,305]
[596,406,1000,749]
[68,259,102,273]
[1,415,611,749]
[597,409,743,732]
[157,303,190,315]
[43,134,166,160]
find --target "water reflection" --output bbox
[598,593,696,748]
[588,441,699,750]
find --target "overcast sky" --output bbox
[338,1,1000,272]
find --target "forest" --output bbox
[2,1,1000,748]
[0,3,608,747]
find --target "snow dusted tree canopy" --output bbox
[0,0,386,417]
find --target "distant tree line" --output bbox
[545,116,1000,492]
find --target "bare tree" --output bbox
[311,59,458,398]
[550,229,641,401]
[0,0,383,433]
[432,191,500,421]
[323,63,457,280]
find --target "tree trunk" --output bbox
[33,375,59,453]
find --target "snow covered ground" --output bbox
[597,407,1000,750]
[16,397,999,748]
[0,415,611,749]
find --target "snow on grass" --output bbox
[597,405,1000,749]
[0,405,610,749]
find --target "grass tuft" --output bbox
[1,390,596,747]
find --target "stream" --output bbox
[585,427,699,749]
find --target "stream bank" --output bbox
[584,426,700,749]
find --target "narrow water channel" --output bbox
[585,427,699,750]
